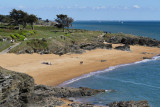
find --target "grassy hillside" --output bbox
[0,25,103,53]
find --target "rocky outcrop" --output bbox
[104,34,160,47]
[34,85,105,98]
[0,67,34,107]
[115,44,130,51]
[80,43,112,50]
[0,67,152,107]
[18,42,112,55]
[0,67,106,107]
[68,103,94,107]
[108,100,150,107]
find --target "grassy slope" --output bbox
[0,25,103,53]
[0,41,11,52]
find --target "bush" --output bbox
[14,34,25,41]
[28,31,34,35]
[64,34,70,36]
[20,32,27,37]
[0,29,3,32]
[32,30,37,34]
[10,34,17,39]
[0,36,3,41]
[27,39,48,49]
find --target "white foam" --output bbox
[59,55,160,87]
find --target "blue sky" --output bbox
[0,0,160,21]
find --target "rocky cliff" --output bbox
[0,67,105,107]
[0,67,150,107]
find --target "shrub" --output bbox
[32,30,37,34]
[10,34,17,39]
[64,34,70,36]
[0,29,3,32]
[0,36,3,41]
[20,32,27,37]
[27,39,48,49]
[28,31,34,35]
[14,34,25,41]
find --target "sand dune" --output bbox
[0,44,159,86]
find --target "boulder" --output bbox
[108,100,150,107]
[115,44,130,51]
[143,57,152,59]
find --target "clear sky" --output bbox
[0,0,160,21]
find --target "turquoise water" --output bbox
[73,21,160,40]
[61,21,160,107]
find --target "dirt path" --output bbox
[0,42,21,54]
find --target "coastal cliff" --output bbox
[0,67,150,107]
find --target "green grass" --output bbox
[0,41,12,52]
[0,25,103,53]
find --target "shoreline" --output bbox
[0,44,159,86]
[59,54,160,87]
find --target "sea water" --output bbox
[61,21,160,107]
[73,21,160,40]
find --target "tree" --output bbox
[9,9,19,26]
[27,14,38,30]
[0,15,10,25]
[9,9,28,29]
[55,14,68,32]
[55,14,74,32]
[18,10,28,29]
[38,17,42,20]
[45,19,49,23]
[0,15,5,23]
[66,17,74,32]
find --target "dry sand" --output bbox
[0,44,159,86]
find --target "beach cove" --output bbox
[0,44,159,86]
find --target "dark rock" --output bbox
[0,67,34,107]
[68,44,85,54]
[115,44,130,51]
[80,43,112,50]
[141,52,154,55]
[69,103,94,107]
[109,100,150,107]
[104,34,160,47]
[42,62,52,65]
[80,43,97,50]
[29,95,64,107]
[80,61,83,64]
[143,57,152,59]
[101,60,107,62]
[25,49,34,54]
[34,85,105,98]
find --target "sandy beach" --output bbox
[0,44,159,86]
